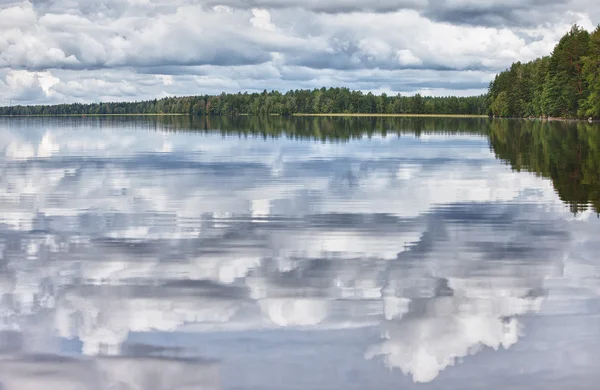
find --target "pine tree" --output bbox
[580,26,600,119]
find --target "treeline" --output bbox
[0,88,488,116]
[488,24,600,119]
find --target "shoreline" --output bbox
[292,113,488,118]
[0,113,488,118]
[0,113,595,122]
[492,116,599,123]
[0,113,187,117]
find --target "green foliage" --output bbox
[489,24,597,119]
[490,91,509,117]
[544,25,590,117]
[0,88,488,117]
[580,26,600,118]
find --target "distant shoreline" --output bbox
[0,113,488,118]
[292,113,488,118]
[0,114,595,122]
[0,113,187,117]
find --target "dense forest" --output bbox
[488,25,600,119]
[0,88,488,116]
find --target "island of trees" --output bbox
[0,25,598,119]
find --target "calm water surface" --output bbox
[0,116,599,390]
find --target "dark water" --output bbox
[0,116,599,390]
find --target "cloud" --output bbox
[0,0,598,102]
[0,70,53,102]
[0,1,274,71]
[250,8,276,31]
[183,0,592,28]
[200,0,426,14]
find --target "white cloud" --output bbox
[397,49,423,66]
[0,0,598,102]
[250,8,276,31]
[157,74,173,86]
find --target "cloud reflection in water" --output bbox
[0,117,598,389]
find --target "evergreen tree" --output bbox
[580,25,600,118]
[543,25,590,117]
[489,24,597,119]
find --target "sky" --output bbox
[0,0,599,104]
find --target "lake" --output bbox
[0,116,599,390]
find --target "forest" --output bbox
[0,88,488,116]
[0,25,599,119]
[488,25,600,119]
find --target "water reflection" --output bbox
[0,117,599,389]
[489,119,600,213]
[0,354,220,390]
